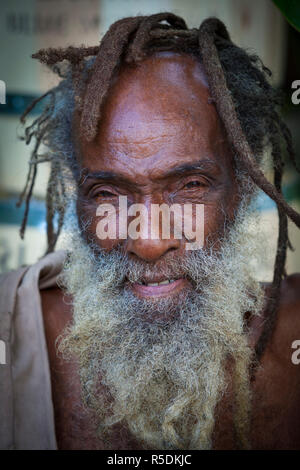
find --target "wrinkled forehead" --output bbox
[73,52,232,169]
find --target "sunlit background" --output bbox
[0,0,299,280]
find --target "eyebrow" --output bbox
[79,170,130,186]
[79,159,220,186]
[162,160,221,178]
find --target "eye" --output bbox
[183,180,205,190]
[90,187,118,199]
[97,190,116,197]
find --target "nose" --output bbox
[124,198,182,262]
[126,237,180,262]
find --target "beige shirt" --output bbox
[0,251,66,450]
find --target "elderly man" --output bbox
[1,13,300,450]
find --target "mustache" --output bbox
[85,242,219,290]
[88,240,208,287]
[125,258,189,284]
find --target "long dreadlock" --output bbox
[18,13,300,446]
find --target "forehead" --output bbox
[75,52,233,178]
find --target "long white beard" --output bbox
[58,202,265,450]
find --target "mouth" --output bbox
[130,277,189,298]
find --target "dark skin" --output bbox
[41,53,300,449]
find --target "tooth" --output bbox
[147,282,159,286]
[159,280,169,285]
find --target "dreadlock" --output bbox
[18,13,300,447]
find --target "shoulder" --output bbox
[0,250,65,328]
[269,273,300,360]
[39,253,73,363]
[278,273,300,326]
[40,286,73,343]
[0,250,66,292]
[0,250,69,346]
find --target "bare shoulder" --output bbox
[278,273,300,323]
[40,285,73,376]
[270,273,300,357]
[40,286,73,341]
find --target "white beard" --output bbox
[58,201,265,449]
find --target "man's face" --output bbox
[75,52,239,304]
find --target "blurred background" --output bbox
[0,0,299,280]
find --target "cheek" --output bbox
[203,204,226,245]
[202,186,240,248]
[76,197,122,251]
